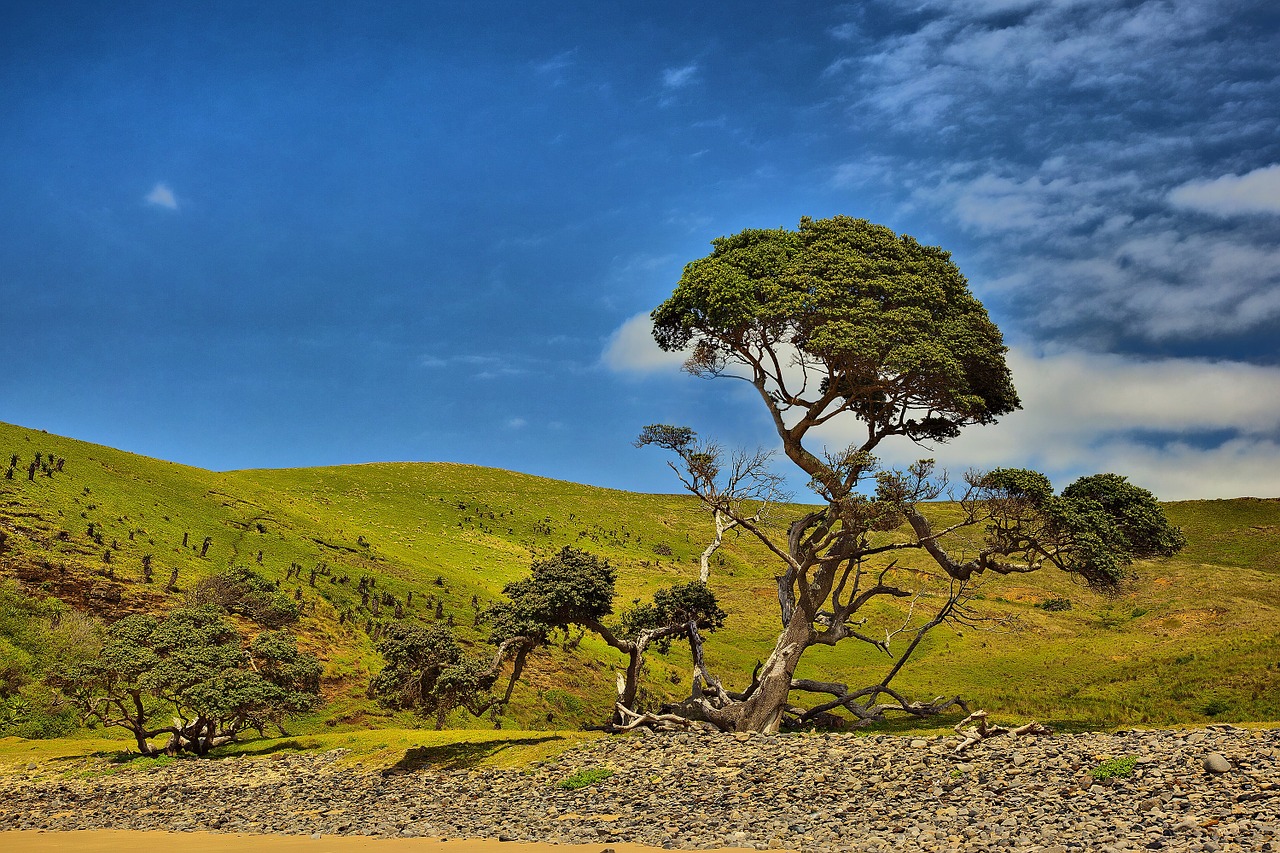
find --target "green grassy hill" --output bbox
[2,419,1278,737]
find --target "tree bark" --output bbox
[701,605,813,732]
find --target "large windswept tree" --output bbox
[643,215,1184,733]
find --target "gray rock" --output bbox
[1203,753,1233,774]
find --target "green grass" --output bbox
[0,728,598,777]
[2,418,1279,749]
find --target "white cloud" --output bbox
[1022,231,1280,339]
[905,160,1280,341]
[662,64,699,89]
[818,347,1280,500]
[602,308,1280,497]
[1168,164,1280,217]
[144,183,178,210]
[505,417,527,430]
[601,312,689,373]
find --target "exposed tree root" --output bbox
[789,679,969,729]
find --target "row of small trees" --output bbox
[367,545,725,729]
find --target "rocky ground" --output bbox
[2,725,1278,852]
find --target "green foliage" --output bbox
[652,216,1020,443]
[557,766,614,789]
[984,469,1185,588]
[368,621,496,728]
[0,582,96,737]
[542,688,583,714]
[488,546,616,643]
[617,580,726,652]
[1062,474,1188,558]
[51,605,319,754]
[1040,598,1072,612]
[1089,755,1137,781]
[187,566,299,627]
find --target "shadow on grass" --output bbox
[218,738,309,757]
[384,735,566,775]
[45,748,136,765]
[783,713,1111,737]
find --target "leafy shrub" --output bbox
[543,688,583,714]
[558,766,614,790]
[0,582,102,738]
[186,567,299,627]
[1040,598,1072,612]
[1090,756,1137,781]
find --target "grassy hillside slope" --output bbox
[2,419,1278,735]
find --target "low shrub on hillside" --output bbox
[186,567,299,627]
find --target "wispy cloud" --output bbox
[1169,164,1280,217]
[144,183,178,210]
[533,49,578,86]
[662,64,699,89]
[907,161,1280,340]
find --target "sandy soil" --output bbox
[0,831,765,853]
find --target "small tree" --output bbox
[368,621,519,729]
[50,605,320,755]
[185,566,299,627]
[644,215,1185,732]
[487,546,727,727]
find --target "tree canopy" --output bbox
[639,216,1184,732]
[653,216,1020,466]
[50,605,320,755]
[368,621,504,729]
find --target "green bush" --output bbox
[543,688,583,714]
[558,766,614,790]
[1090,756,1137,781]
[186,567,299,627]
[0,582,102,737]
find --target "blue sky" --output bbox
[2,0,1278,499]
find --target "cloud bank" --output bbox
[603,312,1279,499]
[824,1,1280,346]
